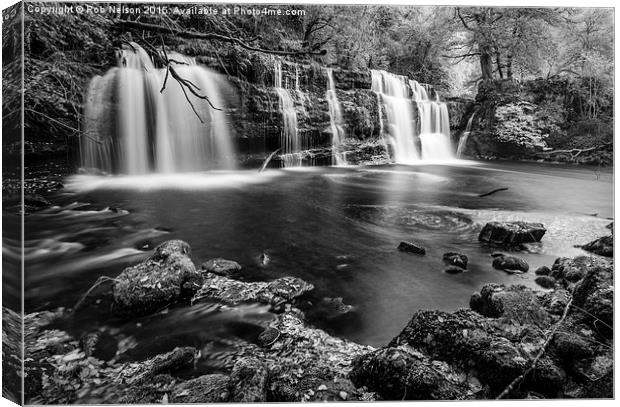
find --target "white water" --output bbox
[326,68,348,166]
[371,70,454,163]
[456,112,476,158]
[274,59,302,167]
[81,43,236,174]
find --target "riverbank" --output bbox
[7,230,612,403]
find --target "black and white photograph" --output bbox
[1,0,615,404]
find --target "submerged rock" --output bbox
[79,330,117,361]
[478,221,546,246]
[492,254,529,273]
[201,258,242,276]
[444,266,465,274]
[580,235,613,257]
[112,240,202,316]
[443,252,468,269]
[398,241,426,255]
[191,273,314,306]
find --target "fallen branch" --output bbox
[479,187,508,197]
[259,148,281,172]
[116,19,326,56]
[536,142,612,158]
[496,295,573,399]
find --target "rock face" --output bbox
[492,254,529,272]
[191,273,314,306]
[398,241,426,255]
[112,240,202,316]
[580,235,613,257]
[478,221,546,246]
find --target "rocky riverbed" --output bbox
[5,220,613,403]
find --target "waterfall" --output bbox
[456,112,475,158]
[326,68,347,166]
[81,43,236,174]
[371,69,454,163]
[274,59,301,167]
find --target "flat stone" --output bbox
[398,241,426,255]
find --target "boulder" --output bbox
[229,357,270,402]
[201,258,242,276]
[349,347,469,400]
[580,235,613,257]
[191,274,314,306]
[535,276,556,289]
[443,252,468,269]
[572,266,613,338]
[550,256,612,285]
[112,240,202,316]
[171,374,230,403]
[398,241,426,255]
[492,254,529,272]
[478,222,546,246]
[470,284,549,326]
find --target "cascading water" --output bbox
[371,70,454,163]
[325,68,347,166]
[80,43,236,174]
[274,59,301,167]
[456,112,476,158]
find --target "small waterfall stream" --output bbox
[325,68,347,166]
[371,69,453,163]
[456,112,476,158]
[81,43,236,174]
[274,59,302,167]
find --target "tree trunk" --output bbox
[506,54,513,79]
[479,44,494,80]
[496,53,504,79]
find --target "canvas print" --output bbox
[1,1,614,404]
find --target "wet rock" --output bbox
[605,222,613,232]
[257,327,281,347]
[572,266,613,338]
[123,346,199,385]
[191,274,314,306]
[229,357,270,402]
[201,258,242,276]
[398,241,426,255]
[171,374,230,403]
[540,288,571,315]
[492,254,529,272]
[113,240,202,316]
[470,284,550,326]
[24,194,53,209]
[478,221,546,246]
[550,256,612,285]
[535,266,551,276]
[535,276,556,289]
[444,266,465,274]
[550,326,594,361]
[79,330,117,361]
[443,252,468,269]
[388,309,537,392]
[135,240,153,251]
[349,346,470,400]
[580,235,613,257]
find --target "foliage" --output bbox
[493,102,548,149]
